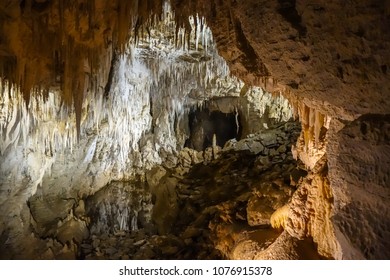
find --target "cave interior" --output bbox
[0,0,389,260]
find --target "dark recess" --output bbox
[277,0,307,37]
[288,82,299,89]
[104,53,118,99]
[234,20,270,76]
[381,65,387,74]
[185,108,241,151]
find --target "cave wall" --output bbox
[195,0,390,259]
[328,115,390,259]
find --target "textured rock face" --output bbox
[200,0,390,119]
[284,156,340,259]
[328,115,390,259]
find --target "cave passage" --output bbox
[185,107,241,151]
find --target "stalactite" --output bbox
[291,98,330,169]
[314,110,325,147]
[0,0,171,139]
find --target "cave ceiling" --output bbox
[0,0,389,137]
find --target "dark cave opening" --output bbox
[185,107,242,151]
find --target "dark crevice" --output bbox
[277,0,307,37]
[19,0,26,12]
[337,66,344,79]
[149,91,154,133]
[381,64,387,74]
[104,52,118,99]
[353,26,365,38]
[31,0,51,13]
[234,20,269,76]
[312,5,325,13]
[288,82,299,89]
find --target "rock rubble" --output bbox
[76,120,322,260]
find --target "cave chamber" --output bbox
[0,0,389,260]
